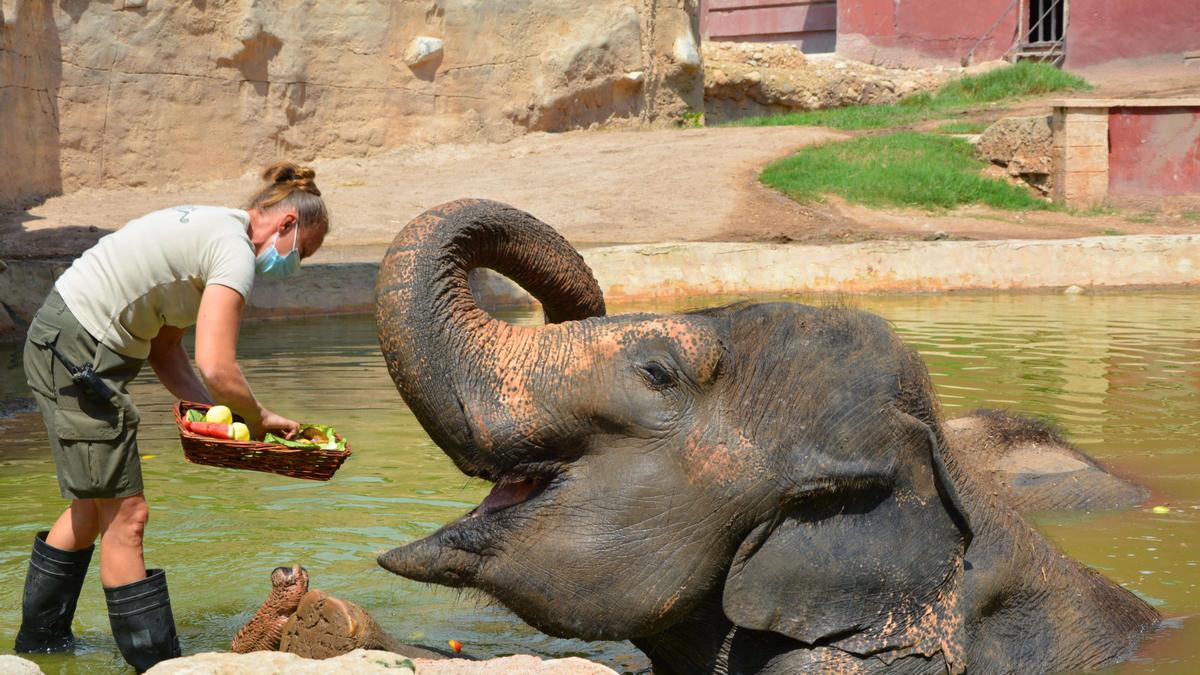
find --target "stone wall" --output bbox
[702,41,955,123]
[0,0,702,209]
[1051,106,1109,208]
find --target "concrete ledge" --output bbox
[578,234,1200,300]
[1050,98,1200,108]
[0,261,381,343]
[4,235,1199,342]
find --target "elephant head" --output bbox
[375,199,980,669]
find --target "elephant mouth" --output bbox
[377,462,563,583]
[473,472,553,517]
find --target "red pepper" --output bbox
[448,639,462,654]
[185,420,233,440]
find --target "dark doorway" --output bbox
[1027,0,1065,44]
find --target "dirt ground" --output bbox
[4,61,1198,261]
[2,126,846,262]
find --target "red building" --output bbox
[700,0,1200,70]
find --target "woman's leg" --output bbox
[96,495,150,588]
[98,493,181,671]
[14,503,98,653]
[45,500,101,551]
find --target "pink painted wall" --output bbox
[1108,107,1200,197]
[838,0,1019,65]
[1065,0,1200,69]
[701,0,838,52]
[837,0,1200,69]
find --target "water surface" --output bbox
[1,291,1197,673]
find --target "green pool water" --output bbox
[1,291,1197,674]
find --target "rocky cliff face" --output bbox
[0,0,701,209]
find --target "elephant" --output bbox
[943,409,1147,513]
[373,199,1159,674]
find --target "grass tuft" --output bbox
[728,62,1091,131]
[760,132,1052,211]
[933,61,1090,105]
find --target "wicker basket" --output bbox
[174,401,352,481]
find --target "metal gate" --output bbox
[1014,0,1067,65]
[699,0,838,54]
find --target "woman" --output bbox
[14,163,329,672]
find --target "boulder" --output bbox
[403,37,444,68]
[976,115,1054,193]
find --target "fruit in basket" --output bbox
[186,421,234,440]
[264,424,346,451]
[301,426,331,445]
[231,422,251,442]
[185,408,205,423]
[206,405,234,425]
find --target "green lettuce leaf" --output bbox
[264,424,345,451]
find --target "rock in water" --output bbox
[0,655,43,674]
[146,650,618,674]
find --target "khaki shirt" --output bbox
[55,205,256,359]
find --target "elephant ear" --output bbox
[723,409,971,668]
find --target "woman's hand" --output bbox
[259,409,301,439]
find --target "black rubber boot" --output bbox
[104,569,181,673]
[14,531,95,653]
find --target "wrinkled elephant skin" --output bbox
[374,199,1159,674]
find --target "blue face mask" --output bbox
[255,224,301,279]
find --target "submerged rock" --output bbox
[146,650,617,674]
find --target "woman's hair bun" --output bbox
[262,162,316,185]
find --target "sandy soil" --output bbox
[1,127,843,262]
[4,60,1199,262]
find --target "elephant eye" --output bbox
[638,362,675,390]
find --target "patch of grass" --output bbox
[679,110,705,128]
[1126,211,1158,224]
[729,62,1091,130]
[932,61,1090,106]
[1180,210,1200,222]
[760,132,1053,211]
[1100,228,1126,236]
[934,120,990,135]
[729,101,928,130]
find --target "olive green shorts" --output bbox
[24,289,146,500]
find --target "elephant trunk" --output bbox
[375,199,606,477]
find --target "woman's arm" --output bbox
[147,326,212,404]
[194,284,300,439]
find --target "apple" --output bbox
[230,422,251,442]
[205,405,233,425]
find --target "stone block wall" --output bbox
[1051,107,1109,207]
[0,0,702,210]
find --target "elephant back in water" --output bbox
[375,199,1159,674]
